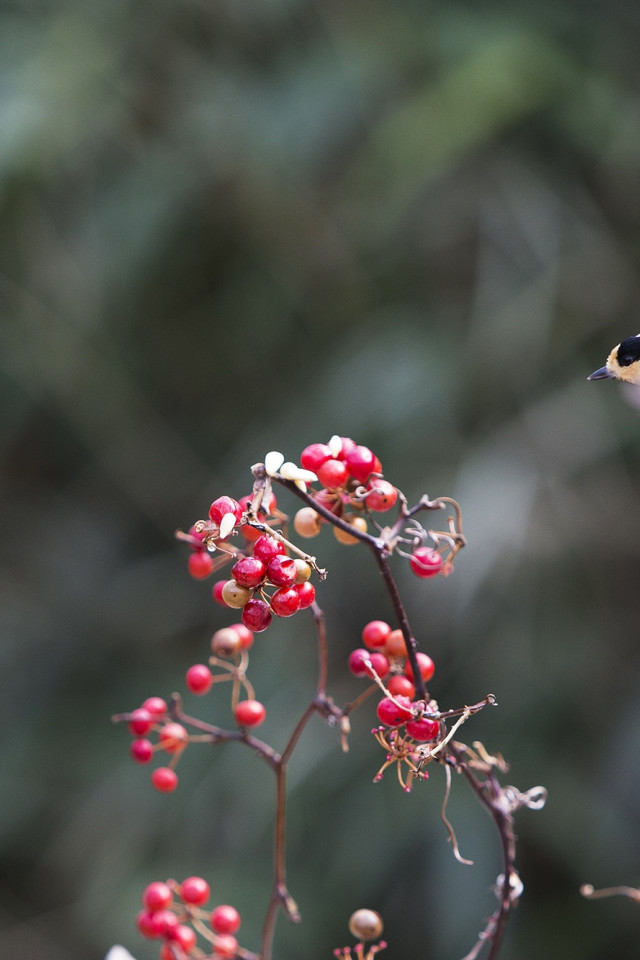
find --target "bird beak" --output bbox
[587,365,613,381]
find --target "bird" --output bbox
[588,335,640,384]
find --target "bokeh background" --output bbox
[3,1,640,958]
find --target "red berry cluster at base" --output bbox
[137,876,241,959]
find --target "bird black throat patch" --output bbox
[616,337,640,367]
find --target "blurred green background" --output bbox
[3,0,640,958]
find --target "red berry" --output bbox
[406,717,440,741]
[212,579,230,606]
[186,664,213,695]
[136,908,163,938]
[188,550,215,579]
[151,767,179,792]
[300,442,332,472]
[128,707,153,736]
[142,696,168,718]
[266,555,297,587]
[376,695,413,726]
[365,479,398,512]
[180,876,210,905]
[159,723,188,753]
[241,598,272,632]
[361,620,391,649]
[345,445,378,482]
[213,934,238,959]
[252,534,286,563]
[348,648,373,677]
[234,699,266,727]
[387,675,415,698]
[270,586,301,617]
[409,547,443,578]
[167,924,197,953]
[211,904,242,935]
[332,436,357,461]
[316,458,348,488]
[295,581,316,609]
[368,651,390,678]
[143,881,173,912]
[209,496,242,525]
[404,651,435,683]
[130,738,154,764]
[154,909,180,937]
[312,487,342,518]
[231,555,267,588]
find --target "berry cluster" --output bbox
[137,877,241,960]
[348,620,442,791]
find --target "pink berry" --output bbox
[128,708,153,736]
[404,651,435,683]
[300,442,332,472]
[186,664,213,695]
[136,908,162,938]
[130,738,154,764]
[270,586,301,617]
[365,479,398,512]
[295,581,315,609]
[376,695,413,726]
[211,904,241,935]
[212,579,230,606]
[231,555,267,588]
[316,458,348,488]
[180,876,210,905]
[345,445,379,482]
[188,550,215,579]
[266,555,297,587]
[213,934,238,959]
[368,651,390,678]
[362,619,391,649]
[234,699,266,727]
[142,697,168,718]
[151,767,179,792]
[252,534,286,563]
[406,717,440,741]
[166,924,197,953]
[241,598,272,632]
[409,547,443,578]
[143,881,173,912]
[209,496,242,525]
[348,648,373,677]
[332,436,357,461]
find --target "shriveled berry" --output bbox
[211,627,243,657]
[241,598,272,632]
[188,550,215,579]
[293,507,321,538]
[221,580,252,609]
[270,586,301,617]
[349,909,383,941]
[406,717,440,741]
[404,651,435,683]
[376,695,413,726]
[253,534,286,563]
[180,876,210,906]
[300,442,332,472]
[295,581,316,609]
[266,555,297,587]
[409,547,443,578]
[151,767,179,792]
[130,738,154,764]
[234,699,266,727]
[143,881,173,912]
[365,479,398,512]
[186,664,213,694]
[231,555,267,588]
[159,723,188,753]
[211,904,241,935]
[362,620,391,650]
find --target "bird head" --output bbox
[588,335,640,384]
